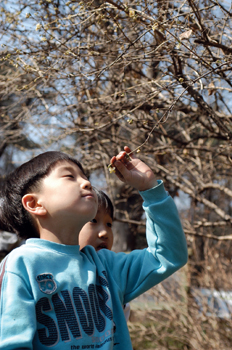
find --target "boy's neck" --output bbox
[40,231,79,245]
[37,220,81,245]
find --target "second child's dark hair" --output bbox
[94,188,114,220]
[0,151,85,239]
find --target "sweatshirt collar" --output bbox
[26,238,80,255]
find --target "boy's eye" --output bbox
[107,223,112,228]
[91,219,97,223]
[65,174,74,178]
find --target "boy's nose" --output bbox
[81,179,92,190]
[98,229,108,239]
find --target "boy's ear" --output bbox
[22,194,47,216]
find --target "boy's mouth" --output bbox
[82,192,94,197]
[96,243,107,251]
[82,192,95,200]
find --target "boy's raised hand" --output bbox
[110,146,158,192]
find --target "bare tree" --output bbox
[0,0,232,322]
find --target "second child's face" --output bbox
[79,207,113,251]
[37,160,98,228]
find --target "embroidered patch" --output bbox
[36,273,57,294]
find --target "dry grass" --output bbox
[128,263,232,350]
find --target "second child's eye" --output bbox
[65,174,74,178]
[91,219,97,223]
[107,223,112,228]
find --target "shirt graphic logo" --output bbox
[36,273,57,294]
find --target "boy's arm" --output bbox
[105,147,188,303]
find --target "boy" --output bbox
[78,189,130,321]
[0,146,188,349]
[79,189,114,252]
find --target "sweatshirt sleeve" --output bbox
[0,255,36,350]
[99,180,188,304]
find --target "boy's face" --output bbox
[37,160,98,228]
[78,207,113,251]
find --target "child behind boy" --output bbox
[79,189,114,253]
[79,189,130,321]
[0,146,188,349]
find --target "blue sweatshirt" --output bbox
[0,181,188,349]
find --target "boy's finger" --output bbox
[124,146,132,154]
[113,160,129,178]
[108,159,127,181]
[110,156,116,164]
[110,146,134,166]
[124,146,136,159]
[110,151,126,163]
[117,152,128,163]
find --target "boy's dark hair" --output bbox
[94,188,114,220]
[0,151,85,239]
